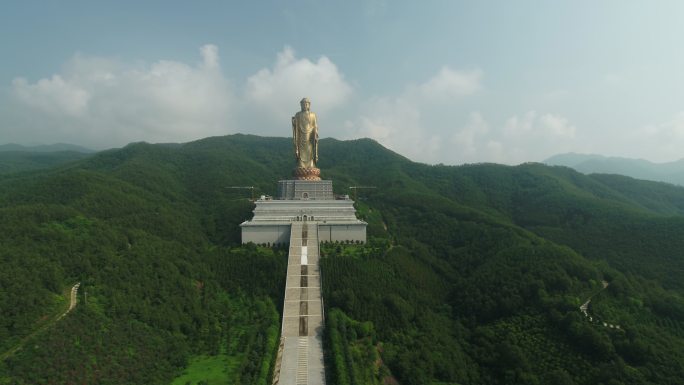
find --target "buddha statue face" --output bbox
[300,98,310,112]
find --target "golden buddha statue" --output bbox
[292,98,321,180]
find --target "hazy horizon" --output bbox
[5,135,684,168]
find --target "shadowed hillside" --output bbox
[0,143,96,174]
[0,151,93,174]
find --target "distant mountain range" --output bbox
[0,143,96,174]
[545,153,684,186]
[0,143,95,153]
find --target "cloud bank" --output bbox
[350,67,482,163]
[9,45,233,146]
[5,45,352,149]
[628,112,684,162]
[351,67,579,165]
[245,46,352,124]
[5,43,678,164]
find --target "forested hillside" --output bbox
[0,151,92,174]
[0,143,95,174]
[1,135,683,385]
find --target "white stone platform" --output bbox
[240,196,366,245]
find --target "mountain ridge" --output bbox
[545,152,684,186]
[0,143,95,153]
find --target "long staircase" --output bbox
[273,221,326,385]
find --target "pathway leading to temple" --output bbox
[273,221,326,385]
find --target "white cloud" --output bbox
[4,44,357,148]
[484,111,578,164]
[355,96,440,163]
[418,67,482,100]
[12,75,90,117]
[7,44,233,148]
[504,111,575,138]
[245,46,353,125]
[200,44,219,69]
[345,66,573,166]
[430,111,578,164]
[351,66,483,163]
[451,111,489,159]
[353,95,445,162]
[628,112,684,162]
[503,111,536,136]
[539,114,575,137]
[346,65,580,165]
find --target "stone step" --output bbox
[284,287,321,302]
[296,337,308,385]
[275,222,326,384]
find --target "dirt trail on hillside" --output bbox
[0,282,80,361]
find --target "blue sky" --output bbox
[2,1,683,164]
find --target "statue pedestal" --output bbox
[240,179,367,245]
[277,179,333,200]
[293,167,321,181]
[239,196,367,245]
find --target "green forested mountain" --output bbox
[0,151,93,174]
[0,143,95,174]
[1,135,683,385]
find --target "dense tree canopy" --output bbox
[0,135,683,385]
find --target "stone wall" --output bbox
[317,224,367,243]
